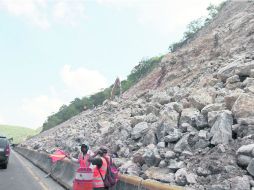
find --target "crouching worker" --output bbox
[70,143,94,190]
[89,147,109,190]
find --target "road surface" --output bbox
[0,150,66,190]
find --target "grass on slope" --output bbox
[0,125,39,144]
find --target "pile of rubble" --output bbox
[22,1,254,189]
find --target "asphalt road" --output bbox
[0,150,66,190]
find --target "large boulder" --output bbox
[151,92,172,105]
[201,103,226,116]
[174,134,192,153]
[163,102,183,113]
[232,94,254,124]
[229,176,250,190]
[210,111,233,145]
[235,60,254,77]
[243,77,254,87]
[189,89,214,110]
[160,109,179,128]
[119,161,141,175]
[168,160,186,172]
[142,145,161,167]
[217,60,241,82]
[175,168,188,186]
[143,130,157,146]
[131,122,149,139]
[224,89,244,110]
[179,108,200,126]
[247,159,254,177]
[164,128,182,143]
[144,167,175,183]
[218,59,254,82]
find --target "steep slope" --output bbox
[124,1,254,98]
[21,1,254,189]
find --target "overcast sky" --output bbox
[0,0,223,129]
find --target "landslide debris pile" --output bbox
[22,1,254,189]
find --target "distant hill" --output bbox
[0,125,38,144]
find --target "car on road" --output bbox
[0,135,10,169]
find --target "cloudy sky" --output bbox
[0,0,223,129]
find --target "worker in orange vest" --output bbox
[70,143,94,168]
[89,147,109,190]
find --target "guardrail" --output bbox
[15,147,183,190]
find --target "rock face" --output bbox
[21,2,254,190]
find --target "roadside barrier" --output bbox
[15,147,183,190]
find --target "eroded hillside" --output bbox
[21,1,254,189]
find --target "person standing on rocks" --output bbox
[70,143,94,168]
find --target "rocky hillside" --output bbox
[21,1,254,189]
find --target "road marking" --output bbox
[13,151,49,190]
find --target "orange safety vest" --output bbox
[78,153,91,168]
[93,157,108,188]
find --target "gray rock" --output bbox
[237,155,253,167]
[194,139,210,149]
[230,176,250,190]
[175,168,188,186]
[189,89,214,110]
[245,86,254,94]
[196,167,211,177]
[164,102,183,113]
[243,78,254,87]
[145,113,158,123]
[160,109,179,128]
[157,142,165,148]
[195,114,208,129]
[142,146,161,167]
[145,167,175,183]
[152,92,171,105]
[143,149,156,167]
[201,103,226,116]
[174,134,192,153]
[159,160,168,168]
[224,89,244,110]
[239,118,254,125]
[237,144,254,156]
[142,130,157,146]
[130,116,145,127]
[186,173,197,184]
[235,60,254,77]
[226,75,240,84]
[217,59,240,82]
[131,122,149,139]
[206,182,230,190]
[232,94,254,122]
[165,151,176,160]
[164,129,182,143]
[208,110,221,127]
[247,159,254,177]
[210,111,233,145]
[225,82,242,90]
[198,130,208,139]
[180,108,200,126]
[168,160,185,172]
[119,161,141,175]
[145,104,160,116]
